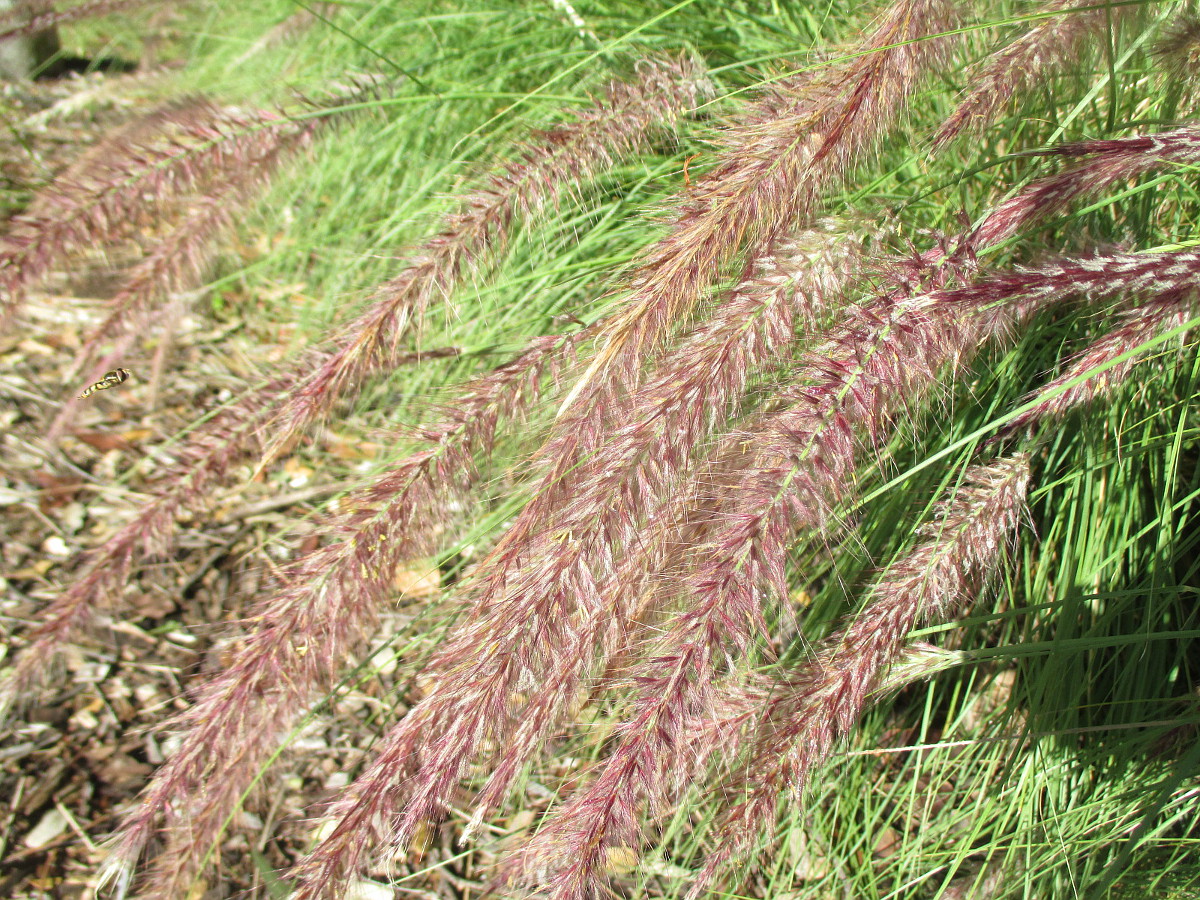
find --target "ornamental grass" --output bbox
[1,1,1198,898]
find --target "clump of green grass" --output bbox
[1,1,1198,898]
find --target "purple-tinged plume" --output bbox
[52,128,316,438]
[280,226,865,900]
[285,121,1200,897]
[98,329,587,900]
[500,242,1200,896]
[0,102,306,332]
[935,0,1135,146]
[1000,286,1200,437]
[686,455,1031,896]
[463,224,868,835]
[259,56,710,466]
[498,285,1024,899]
[559,0,960,416]
[0,371,295,724]
[972,127,1200,249]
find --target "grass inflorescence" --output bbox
[1,1,1198,898]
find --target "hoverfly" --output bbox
[78,368,132,399]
